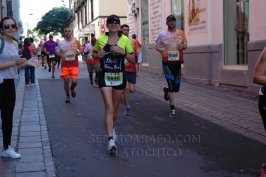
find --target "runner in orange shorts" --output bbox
[56,27,82,103]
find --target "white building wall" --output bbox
[183,0,223,47]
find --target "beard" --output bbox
[168,24,176,30]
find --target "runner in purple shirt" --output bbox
[44,35,58,78]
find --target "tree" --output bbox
[27,28,43,44]
[35,7,72,36]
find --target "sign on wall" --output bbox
[188,0,208,34]
[149,0,162,43]
[100,18,105,33]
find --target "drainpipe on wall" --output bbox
[207,0,212,85]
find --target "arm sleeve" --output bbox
[155,32,162,45]
[125,38,133,54]
[93,39,100,53]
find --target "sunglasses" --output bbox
[3,24,16,30]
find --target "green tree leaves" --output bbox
[35,7,72,36]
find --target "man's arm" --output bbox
[178,30,187,50]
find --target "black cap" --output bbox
[49,34,53,38]
[106,14,120,24]
[166,15,176,22]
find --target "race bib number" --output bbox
[167,51,179,61]
[104,72,123,86]
[49,54,55,58]
[65,51,75,61]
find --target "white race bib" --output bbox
[65,51,75,61]
[167,51,179,61]
[49,54,55,58]
[104,72,123,86]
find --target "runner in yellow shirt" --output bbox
[92,15,134,154]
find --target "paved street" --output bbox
[0,62,266,177]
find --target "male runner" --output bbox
[44,35,57,78]
[155,15,187,118]
[120,24,141,116]
[56,28,82,103]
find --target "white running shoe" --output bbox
[113,128,117,142]
[2,146,21,159]
[107,139,117,154]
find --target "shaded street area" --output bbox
[0,63,265,177]
[38,66,265,177]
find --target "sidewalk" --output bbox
[0,68,56,177]
[0,62,265,177]
[137,67,266,144]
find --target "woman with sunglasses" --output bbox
[92,14,135,154]
[0,17,26,158]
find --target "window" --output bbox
[171,0,184,30]
[90,0,94,20]
[224,0,249,65]
[85,5,87,24]
[81,8,84,27]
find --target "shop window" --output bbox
[171,0,184,30]
[224,0,249,65]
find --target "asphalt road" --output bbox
[39,78,265,177]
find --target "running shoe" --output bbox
[163,87,169,101]
[48,67,51,72]
[65,96,70,103]
[169,109,176,118]
[124,107,131,116]
[261,162,266,177]
[52,75,55,79]
[107,139,117,154]
[113,128,117,142]
[71,89,76,97]
[2,146,21,159]
[94,79,98,86]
